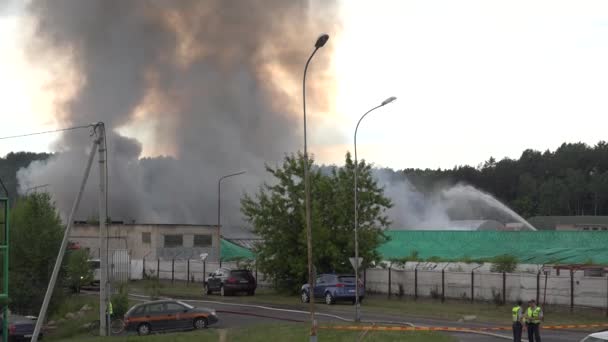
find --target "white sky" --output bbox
[2,0,608,169]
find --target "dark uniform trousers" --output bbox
[512,321,522,342]
[527,323,541,342]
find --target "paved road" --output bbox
[128,294,592,341]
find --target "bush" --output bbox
[491,287,504,306]
[67,249,93,293]
[490,254,518,273]
[111,283,129,317]
[144,272,162,299]
[430,285,441,299]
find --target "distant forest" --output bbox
[3,141,608,218]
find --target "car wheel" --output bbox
[301,290,310,303]
[325,292,334,305]
[352,297,363,305]
[205,284,212,295]
[248,290,255,296]
[193,317,208,329]
[137,323,151,336]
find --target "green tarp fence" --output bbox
[221,239,255,261]
[378,230,608,264]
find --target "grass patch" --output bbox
[46,295,99,341]
[129,280,608,326]
[45,294,140,341]
[56,323,454,342]
[228,323,456,342]
[57,329,218,342]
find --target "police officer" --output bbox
[512,300,523,342]
[525,299,543,342]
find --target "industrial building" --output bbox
[70,222,221,261]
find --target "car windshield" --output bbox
[338,276,356,284]
[177,301,194,309]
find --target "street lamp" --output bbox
[303,33,329,342]
[217,170,246,266]
[353,96,397,322]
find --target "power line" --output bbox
[0,124,94,140]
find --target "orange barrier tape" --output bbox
[321,323,608,332]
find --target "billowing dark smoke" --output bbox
[18,0,339,231]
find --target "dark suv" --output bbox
[204,268,256,296]
[301,274,364,305]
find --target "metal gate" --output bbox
[110,249,130,283]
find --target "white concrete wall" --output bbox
[365,265,608,309]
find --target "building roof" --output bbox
[221,239,254,261]
[378,230,608,264]
[527,216,608,230]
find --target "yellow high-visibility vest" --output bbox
[527,307,541,324]
[512,305,521,322]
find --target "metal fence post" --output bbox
[441,269,445,303]
[605,274,608,317]
[171,259,175,284]
[570,270,574,313]
[471,270,474,303]
[536,271,540,304]
[414,268,418,300]
[388,265,392,298]
[157,258,160,278]
[502,272,506,305]
[187,259,190,284]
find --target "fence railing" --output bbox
[365,266,608,314]
[129,258,269,286]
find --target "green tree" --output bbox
[66,249,93,293]
[490,255,518,273]
[10,193,65,315]
[241,152,391,293]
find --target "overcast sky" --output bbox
[2,0,608,170]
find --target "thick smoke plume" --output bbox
[18,0,339,232]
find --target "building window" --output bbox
[194,234,212,247]
[142,232,151,244]
[164,234,183,248]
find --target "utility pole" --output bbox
[32,135,99,341]
[97,123,109,336]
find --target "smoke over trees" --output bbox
[17,0,340,227]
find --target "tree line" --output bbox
[400,141,608,218]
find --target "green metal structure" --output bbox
[0,197,8,342]
[379,230,608,264]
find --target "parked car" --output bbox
[87,258,101,286]
[301,274,364,305]
[204,268,256,296]
[124,300,218,336]
[581,331,608,342]
[0,314,42,341]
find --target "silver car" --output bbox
[581,331,608,342]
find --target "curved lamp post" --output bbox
[354,96,397,322]
[217,170,246,266]
[303,33,329,342]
